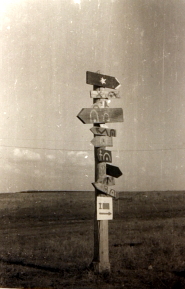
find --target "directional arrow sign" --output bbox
[96,148,112,162]
[91,136,113,147]
[98,162,122,178]
[97,196,113,220]
[90,90,120,99]
[92,182,117,198]
[106,164,122,178]
[77,108,123,124]
[90,127,116,137]
[86,71,121,89]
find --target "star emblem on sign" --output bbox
[100,77,106,85]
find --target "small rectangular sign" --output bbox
[91,136,113,147]
[97,196,113,220]
[90,90,120,99]
[96,148,112,162]
[90,127,116,137]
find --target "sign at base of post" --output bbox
[97,196,113,220]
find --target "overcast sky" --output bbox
[1,0,185,192]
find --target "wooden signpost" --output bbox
[77,71,123,273]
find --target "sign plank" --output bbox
[93,183,117,198]
[106,164,122,178]
[90,90,120,99]
[97,196,113,220]
[86,71,121,89]
[97,162,122,178]
[90,127,116,137]
[77,108,123,124]
[96,148,112,162]
[91,136,113,147]
[100,176,115,186]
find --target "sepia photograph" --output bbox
[0,0,185,288]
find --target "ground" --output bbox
[0,191,185,288]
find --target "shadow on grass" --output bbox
[0,257,89,275]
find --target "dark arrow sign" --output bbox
[98,162,122,178]
[106,163,122,178]
[86,71,121,89]
[77,108,123,124]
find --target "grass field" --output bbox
[0,191,185,288]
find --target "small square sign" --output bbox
[97,196,113,220]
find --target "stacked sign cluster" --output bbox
[77,71,123,221]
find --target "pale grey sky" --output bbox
[1,0,185,192]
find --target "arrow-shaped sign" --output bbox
[90,90,120,99]
[92,182,117,198]
[91,136,113,147]
[97,162,122,178]
[77,108,123,124]
[86,71,121,89]
[90,127,116,137]
[96,148,112,162]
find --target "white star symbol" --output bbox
[100,77,106,85]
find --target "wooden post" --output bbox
[92,85,110,273]
[77,71,122,273]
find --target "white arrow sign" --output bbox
[97,196,113,220]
